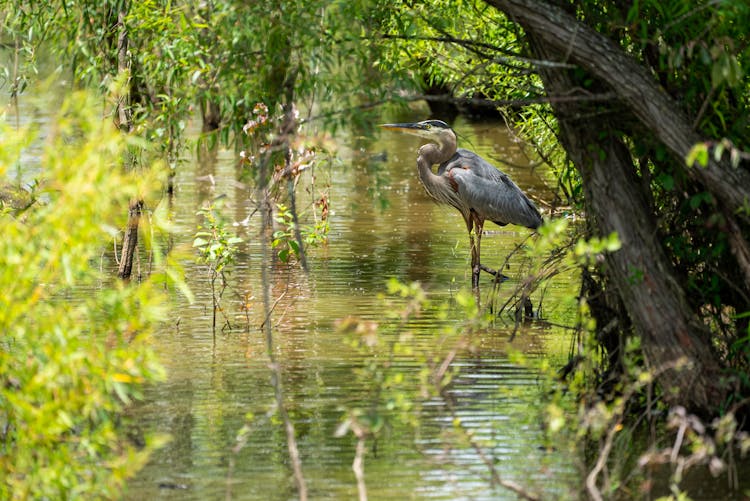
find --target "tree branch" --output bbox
[380,33,575,70]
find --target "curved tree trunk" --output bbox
[485,0,736,413]
[538,40,723,412]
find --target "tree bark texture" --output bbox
[485,0,731,411]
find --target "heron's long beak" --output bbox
[380,122,428,137]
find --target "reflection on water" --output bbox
[124,115,581,500]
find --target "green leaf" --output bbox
[656,173,674,190]
[727,55,743,87]
[685,143,709,168]
[164,267,194,303]
[112,381,131,405]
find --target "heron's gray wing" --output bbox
[440,149,505,181]
[443,151,542,229]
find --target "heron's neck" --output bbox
[416,140,456,196]
[417,135,456,169]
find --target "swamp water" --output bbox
[7,69,749,497]
[121,116,583,500]
[11,83,748,497]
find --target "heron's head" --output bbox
[380,120,455,144]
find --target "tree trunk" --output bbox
[115,11,133,134]
[486,0,729,412]
[566,118,723,411]
[115,10,142,280]
[118,199,142,280]
[200,99,221,132]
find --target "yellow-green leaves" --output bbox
[686,138,746,169]
[0,90,167,499]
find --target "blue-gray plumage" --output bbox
[380,119,543,288]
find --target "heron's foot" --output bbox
[479,264,509,283]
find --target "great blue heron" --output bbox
[380,119,543,288]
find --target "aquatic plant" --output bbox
[193,201,243,334]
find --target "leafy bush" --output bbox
[0,90,168,499]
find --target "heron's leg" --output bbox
[470,216,483,289]
[464,216,478,288]
[468,230,479,289]
[474,217,508,282]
